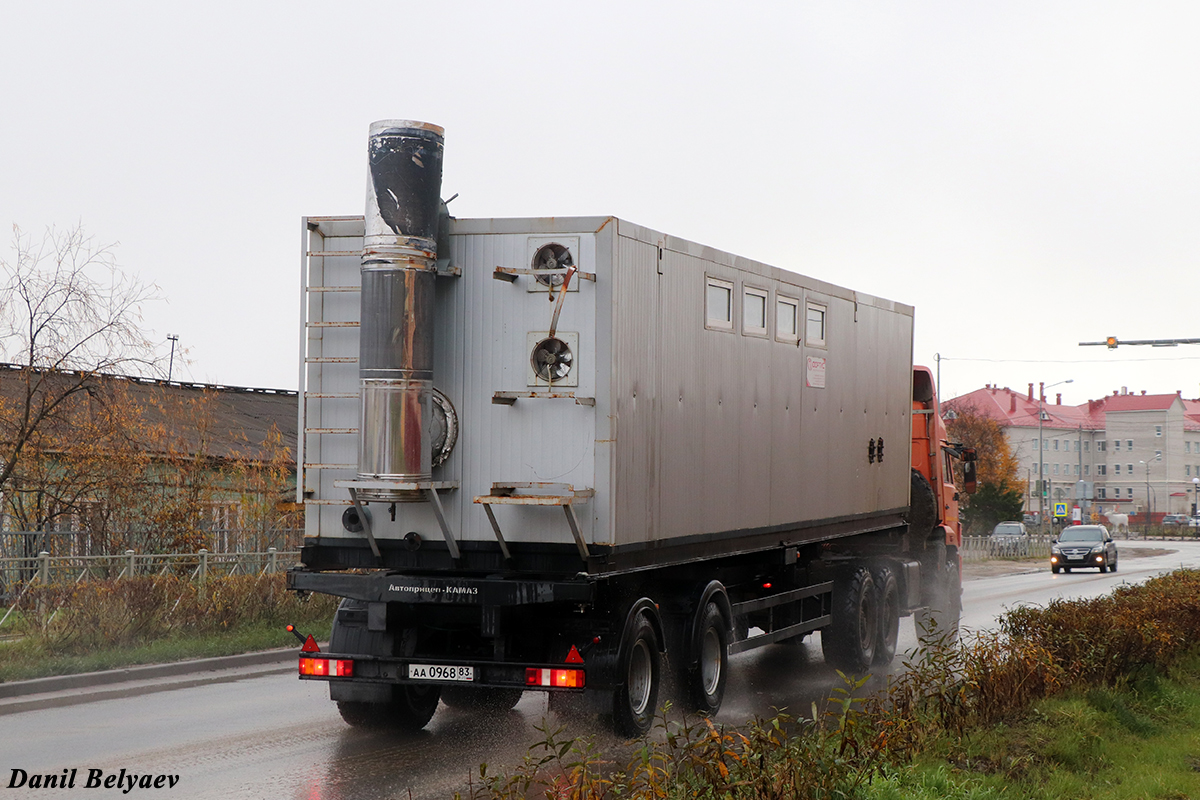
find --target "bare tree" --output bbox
[0,224,161,498]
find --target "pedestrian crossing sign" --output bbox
[1054,502,1068,518]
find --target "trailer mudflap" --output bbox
[288,568,593,606]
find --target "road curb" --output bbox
[0,648,303,714]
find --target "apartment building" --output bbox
[946,383,1200,520]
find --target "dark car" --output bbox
[1050,525,1118,573]
[989,521,1030,556]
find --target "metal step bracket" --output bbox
[473,483,594,562]
[493,266,597,283]
[334,480,462,561]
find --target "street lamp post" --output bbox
[1037,379,1073,527]
[1192,476,1199,518]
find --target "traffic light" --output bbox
[1105,336,1118,349]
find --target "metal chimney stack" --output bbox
[357,120,445,501]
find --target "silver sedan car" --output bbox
[1050,525,1118,573]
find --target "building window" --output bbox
[1156,450,1162,460]
[1074,440,1079,452]
[1074,464,1079,475]
[1084,465,1090,476]
[705,277,734,331]
[1098,488,1106,499]
[1114,440,1121,451]
[1188,442,1192,454]
[1128,464,1133,474]
[1054,440,1059,451]
[1084,441,1090,452]
[1098,465,1106,476]
[805,301,827,347]
[1043,440,1049,451]
[1115,464,1121,475]
[1156,425,1162,437]
[1188,466,1192,477]
[1098,440,1106,452]
[1127,439,1133,449]
[742,286,768,337]
[776,295,799,343]
[1053,464,1059,475]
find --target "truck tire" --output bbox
[441,687,524,713]
[683,602,728,716]
[872,567,900,666]
[909,468,937,538]
[613,613,661,736]
[329,599,441,731]
[337,685,441,731]
[822,567,877,673]
[915,553,961,643]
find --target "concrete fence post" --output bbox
[38,551,50,584]
[126,550,136,580]
[268,547,278,574]
[198,549,208,585]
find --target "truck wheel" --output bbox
[872,567,900,666]
[910,468,937,538]
[441,687,524,713]
[613,614,660,736]
[822,567,877,673]
[915,557,961,643]
[336,685,441,731]
[684,602,728,715]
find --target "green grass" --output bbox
[0,618,333,683]
[862,651,1200,800]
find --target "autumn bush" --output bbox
[7,573,336,655]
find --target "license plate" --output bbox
[408,664,474,682]
[1067,554,1084,560]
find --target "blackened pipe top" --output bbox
[365,120,445,252]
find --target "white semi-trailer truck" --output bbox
[287,120,974,735]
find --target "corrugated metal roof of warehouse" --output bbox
[0,363,297,462]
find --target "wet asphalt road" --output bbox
[4,539,1198,800]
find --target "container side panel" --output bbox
[610,234,659,545]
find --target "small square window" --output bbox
[776,295,799,343]
[805,302,827,347]
[705,277,734,332]
[742,286,768,337]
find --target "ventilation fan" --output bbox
[531,337,573,383]
[531,243,574,288]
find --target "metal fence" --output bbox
[960,534,1053,561]
[0,529,304,561]
[0,548,300,590]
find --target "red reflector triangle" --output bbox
[564,645,584,664]
[301,634,320,653]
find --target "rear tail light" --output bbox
[299,657,353,677]
[526,668,585,688]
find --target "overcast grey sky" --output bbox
[3,2,1199,406]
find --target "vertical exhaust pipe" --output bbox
[357,120,444,501]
